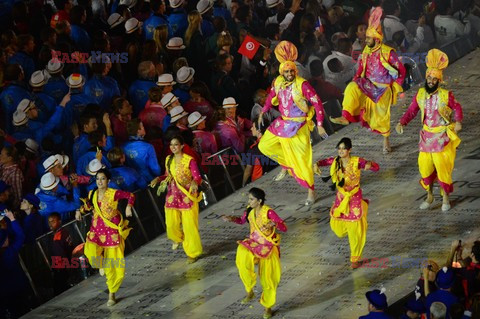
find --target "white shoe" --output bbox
[99,268,105,276]
[419,200,433,210]
[273,170,287,182]
[172,242,180,250]
[442,203,451,212]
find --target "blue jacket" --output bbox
[22,212,47,244]
[110,166,148,192]
[84,75,121,110]
[64,90,97,129]
[35,92,57,120]
[173,87,191,105]
[0,81,34,133]
[201,18,215,38]
[76,146,113,176]
[11,106,64,144]
[44,76,69,104]
[168,9,188,38]
[73,133,90,164]
[426,289,459,319]
[8,51,35,80]
[143,13,172,40]
[128,79,157,116]
[162,114,171,133]
[37,187,81,222]
[70,24,91,52]
[213,6,232,21]
[0,220,28,297]
[122,137,161,183]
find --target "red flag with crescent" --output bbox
[238,35,261,60]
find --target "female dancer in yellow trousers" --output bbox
[76,168,135,306]
[314,138,379,268]
[151,135,203,263]
[223,188,287,319]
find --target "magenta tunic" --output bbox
[139,102,167,130]
[399,91,463,152]
[165,155,202,210]
[317,157,379,221]
[87,189,135,247]
[262,81,325,138]
[354,49,405,102]
[215,121,245,153]
[193,130,218,154]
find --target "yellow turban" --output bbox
[274,40,298,74]
[426,49,449,81]
[366,7,383,41]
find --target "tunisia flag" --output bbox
[238,35,261,60]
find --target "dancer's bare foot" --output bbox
[263,307,273,319]
[241,291,255,304]
[305,189,316,206]
[382,136,391,154]
[329,116,349,125]
[419,191,434,210]
[171,242,180,250]
[273,169,287,181]
[442,193,451,211]
[107,293,116,306]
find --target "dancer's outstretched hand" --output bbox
[395,123,404,135]
[317,125,328,139]
[455,122,462,133]
[149,177,159,188]
[125,205,133,217]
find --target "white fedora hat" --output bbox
[86,159,105,176]
[46,59,64,75]
[222,97,238,108]
[176,66,195,84]
[156,73,176,86]
[66,73,85,88]
[160,92,179,109]
[169,0,184,9]
[187,111,206,128]
[40,172,60,191]
[12,111,28,126]
[30,70,49,87]
[266,0,283,8]
[55,154,69,168]
[197,0,213,15]
[170,105,188,123]
[125,17,143,34]
[43,155,60,171]
[16,99,35,113]
[107,13,125,29]
[119,0,137,9]
[166,37,186,50]
[25,139,39,155]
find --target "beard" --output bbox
[425,80,439,94]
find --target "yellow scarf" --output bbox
[92,189,132,240]
[168,154,203,203]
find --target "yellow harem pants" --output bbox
[84,240,125,293]
[259,123,314,189]
[343,82,397,137]
[236,245,281,308]
[330,200,368,262]
[418,140,457,194]
[165,203,203,258]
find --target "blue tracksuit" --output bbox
[70,24,91,52]
[168,9,188,38]
[122,137,161,183]
[0,81,34,133]
[76,147,112,176]
[37,187,81,222]
[8,51,35,80]
[173,86,191,105]
[64,90,97,129]
[110,166,148,192]
[44,76,69,104]
[128,79,157,116]
[143,13,172,40]
[83,75,121,110]
[11,106,64,144]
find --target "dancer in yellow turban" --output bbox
[330,7,406,154]
[396,49,463,211]
[258,41,327,206]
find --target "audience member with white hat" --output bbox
[161,92,180,112]
[176,66,195,84]
[196,0,213,15]
[86,159,106,176]
[37,172,81,220]
[107,13,125,29]
[166,37,186,50]
[169,105,188,127]
[125,17,143,34]
[25,139,39,156]
[29,70,57,119]
[188,111,218,154]
[156,73,176,92]
[44,59,68,104]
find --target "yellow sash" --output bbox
[168,154,203,203]
[92,190,132,240]
[329,157,361,218]
[423,123,461,149]
[248,205,280,246]
[272,75,309,113]
[282,107,315,131]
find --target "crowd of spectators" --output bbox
[1,0,480,317]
